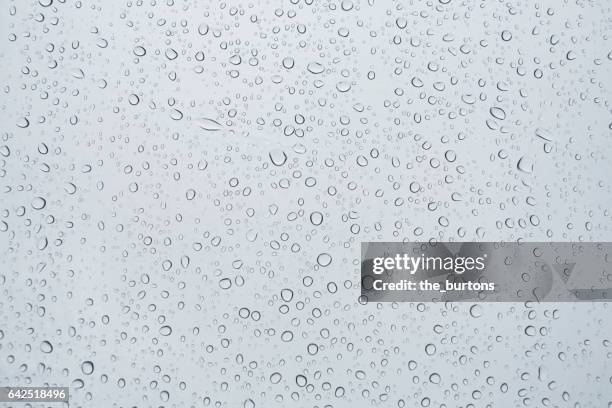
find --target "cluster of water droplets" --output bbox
[1,0,611,407]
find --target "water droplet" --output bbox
[517,156,534,174]
[40,341,53,353]
[199,118,222,131]
[282,57,295,69]
[307,62,324,74]
[469,304,483,318]
[133,46,146,57]
[269,150,287,166]
[31,197,46,210]
[535,128,553,141]
[81,361,94,375]
[316,253,332,267]
[17,117,29,128]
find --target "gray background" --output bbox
[0,0,611,407]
